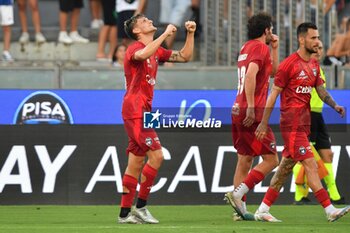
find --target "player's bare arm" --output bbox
[333,35,349,57]
[168,21,196,63]
[243,62,259,127]
[316,85,345,117]
[270,34,279,76]
[168,51,187,62]
[270,157,296,191]
[255,84,283,140]
[134,24,177,61]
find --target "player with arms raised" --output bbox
[118,14,196,224]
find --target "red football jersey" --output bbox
[122,41,172,119]
[232,40,272,123]
[274,52,324,127]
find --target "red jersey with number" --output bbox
[232,40,272,123]
[274,52,324,128]
[122,41,172,120]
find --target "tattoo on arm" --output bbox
[270,157,295,191]
[169,51,186,62]
[316,85,337,108]
[169,52,178,61]
[323,95,337,108]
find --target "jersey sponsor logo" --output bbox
[296,76,308,80]
[296,86,312,94]
[14,91,73,125]
[238,54,247,62]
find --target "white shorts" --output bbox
[0,5,14,26]
[159,0,191,26]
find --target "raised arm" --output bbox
[255,84,282,141]
[133,24,177,61]
[315,85,345,117]
[270,34,279,76]
[167,21,196,63]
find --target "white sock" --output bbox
[258,202,270,213]
[233,183,249,199]
[325,204,336,215]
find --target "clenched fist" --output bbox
[165,24,177,37]
[185,21,196,33]
[270,34,279,49]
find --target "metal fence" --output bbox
[202,0,338,66]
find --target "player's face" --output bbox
[303,29,320,54]
[311,43,324,62]
[265,26,273,44]
[134,17,157,34]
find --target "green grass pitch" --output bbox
[0,205,349,233]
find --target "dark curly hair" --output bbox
[247,12,273,40]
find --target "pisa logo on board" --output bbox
[13,91,73,124]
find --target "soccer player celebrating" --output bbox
[254,22,350,222]
[118,14,196,224]
[224,12,279,220]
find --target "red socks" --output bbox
[263,187,279,206]
[138,164,158,200]
[315,188,332,208]
[121,174,138,208]
[243,169,265,189]
[121,164,158,208]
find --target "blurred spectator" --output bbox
[17,0,46,44]
[190,0,201,37]
[116,0,147,46]
[337,0,350,25]
[0,0,14,61]
[246,0,253,18]
[112,44,126,67]
[159,0,191,49]
[340,16,349,33]
[96,0,117,61]
[323,0,336,14]
[90,0,103,29]
[284,0,290,56]
[296,0,304,27]
[325,18,350,65]
[58,0,89,44]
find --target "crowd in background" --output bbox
[0,0,200,64]
[0,0,349,66]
